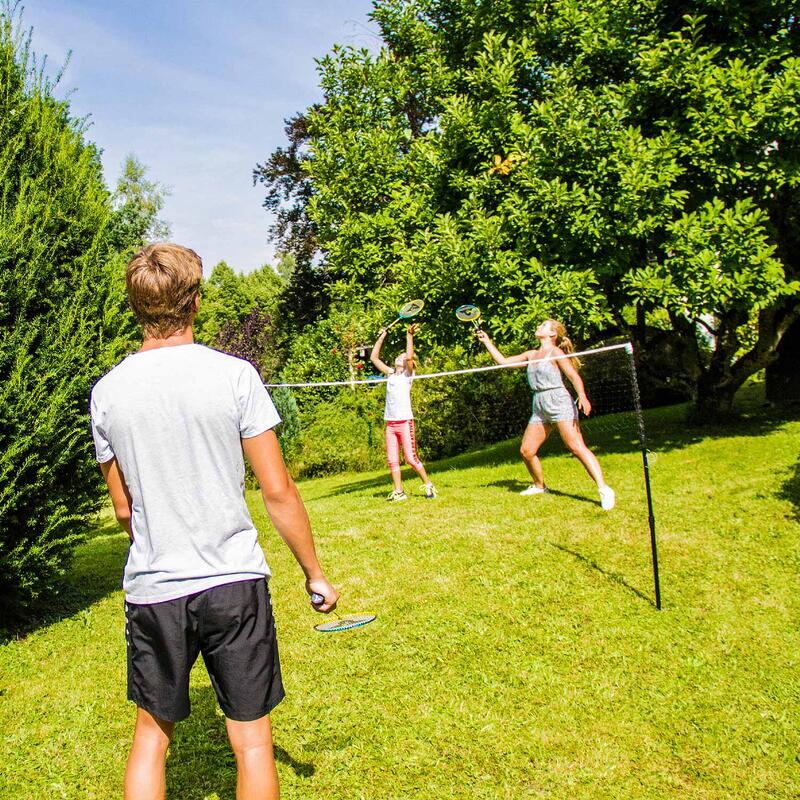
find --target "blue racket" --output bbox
[384,299,424,332]
[310,593,376,632]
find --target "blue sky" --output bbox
[21,0,379,273]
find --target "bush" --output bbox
[290,388,385,477]
[271,386,302,460]
[0,16,114,623]
[410,346,530,462]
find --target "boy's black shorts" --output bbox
[124,578,284,723]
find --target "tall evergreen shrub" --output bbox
[0,15,113,621]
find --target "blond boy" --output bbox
[90,243,337,799]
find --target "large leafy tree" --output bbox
[252,112,331,333]
[194,260,285,345]
[260,0,800,418]
[0,11,118,620]
[107,154,170,252]
[101,155,173,362]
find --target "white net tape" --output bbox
[265,342,632,388]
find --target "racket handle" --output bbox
[310,593,325,605]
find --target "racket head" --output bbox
[314,614,377,633]
[398,299,424,319]
[455,304,481,323]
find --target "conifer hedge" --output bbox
[0,15,114,622]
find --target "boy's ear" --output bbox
[192,293,200,314]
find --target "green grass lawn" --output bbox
[1,391,799,799]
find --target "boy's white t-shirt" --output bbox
[89,344,281,605]
[384,371,414,421]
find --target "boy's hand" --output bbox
[475,329,490,343]
[407,323,419,335]
[307,577,339,613]
[377,327,388,339]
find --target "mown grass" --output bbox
[1,389,798,799]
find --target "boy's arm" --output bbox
[370,329,392,375]
[242,429,338,611]
[99,458,133,540]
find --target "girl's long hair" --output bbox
[543,319,581,370]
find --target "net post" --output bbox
[624,342,663,610]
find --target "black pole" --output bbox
[625,343,662,610]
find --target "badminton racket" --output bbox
[455,303,483,330]
[310,593,376,632]
[383,299,424,332]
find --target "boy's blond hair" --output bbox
[126,243,203,339]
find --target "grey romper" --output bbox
[527,358,578,425]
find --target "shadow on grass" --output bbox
[778,456,800,522]
[1,516,130,640]
[486,478,599,506]
[313,439,524,499]
[167,686,314,799]
[548,542,657,608]
[316,387,799,500]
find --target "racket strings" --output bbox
[314,613,376,632]
[455,304,483,329]
[455,304,480,322]
[399,299,424,318]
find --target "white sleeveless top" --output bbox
[384,372,414,421]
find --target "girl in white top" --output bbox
[371,324,437,501]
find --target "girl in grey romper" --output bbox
[527,358,578,424]
[477,320,615,510]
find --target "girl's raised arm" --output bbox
[370,329,392,376]
[405,324,417,374]
[475,330,535,365]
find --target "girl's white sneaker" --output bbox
[599,485,615,510]
[520,485,548,496]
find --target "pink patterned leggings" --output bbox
[385,419,424,472]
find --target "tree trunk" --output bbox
[688,303,799,421]
[689,370,741,422]
[766,317,800,404]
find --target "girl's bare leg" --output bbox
[520,423,552,487]
[555,419,605,486]
[389,467,403,493]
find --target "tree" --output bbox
[0,10,117,620]
[253,112,331,333]
[268,0,800,419]
[100,156,172,362]
[107,154,171,253]
[194,260,285,346]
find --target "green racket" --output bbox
[310,593,376,632]
[455,304,483,330]
[384,299,424,332]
